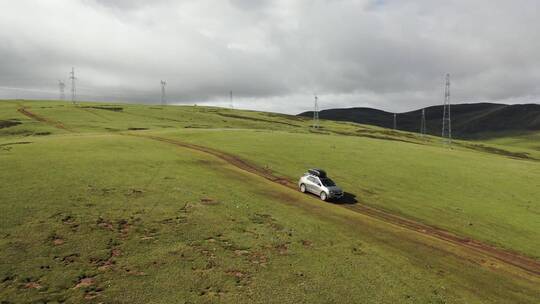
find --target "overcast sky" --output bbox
[1,0,539,114]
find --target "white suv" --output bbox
[298,169,343,201]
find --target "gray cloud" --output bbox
[0,0,539,113]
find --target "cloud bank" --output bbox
[1,0,539,113]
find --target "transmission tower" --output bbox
[312,95,319,129]
[69,67,77,104]
[442,73,452,146]
[58,80,66,101]
[420,108,427,137]
[393,113,397,130]
[160,80,167,106]
[230,90,234,109]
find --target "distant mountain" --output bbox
[298,103,540,138]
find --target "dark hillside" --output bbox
[298,103,540,138]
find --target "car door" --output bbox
[305,176,316,193]
[313,177,323,194]
[307,176,322,194]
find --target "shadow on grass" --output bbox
[334,192,358,205]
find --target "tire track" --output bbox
[17,106,74,132]
[128,133,540,277]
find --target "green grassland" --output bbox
[155,128,540,256]
[476,131,540,159]
[1,100,539,303]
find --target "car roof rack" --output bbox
[308,168,327,178]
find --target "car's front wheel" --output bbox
[320,191,327,201]
[300,184,306,193]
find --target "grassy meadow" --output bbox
[1,100,539,303]
[478,131,540,159]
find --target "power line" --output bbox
[312,95,319,129]
[0,85,163,102]
[0,86,58,95]
[58,80,65,100]
[160,80,167,106]
[69,67,77,105]
[442,73,452,146]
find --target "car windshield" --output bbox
[320,178,336,187]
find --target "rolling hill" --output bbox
[298,103,540,138]
[1,100,539,303]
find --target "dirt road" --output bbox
[17,106,73,132]
[129,133,540,278]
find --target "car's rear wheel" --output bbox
[300,184,306,193]
[320,192,327,201]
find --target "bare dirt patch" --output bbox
[234,249,250,256]
[248,251,268,266]
[225,269,250,284]
[52,238,64,246]
[274,243,289,255]
[198,286,226,298]
[96,259,115,271]
[91,247,120,271]
[74,277,95,288]
[111,248,122,257]
[23,281,42,289]
[61,215,74,224]
[301,240,313,247]
[96,217,114,230]
[122,267,146,276]
[73,275,104,299]
[200,197,220,205]
[49,233,65,246]
[84,291,102,300]
[61,253,80,264]
[117,219,131,237]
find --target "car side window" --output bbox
[309,177,321,186]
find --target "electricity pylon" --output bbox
[312,95,319,129]
[58,80,65,101]
[442,73,452,146]
[160,80,167,106]
[420,108,427,137]
[69,67,77,104]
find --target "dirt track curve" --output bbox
[17,106,73,132]
[129,133,540,278]
[16,106,540,278]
